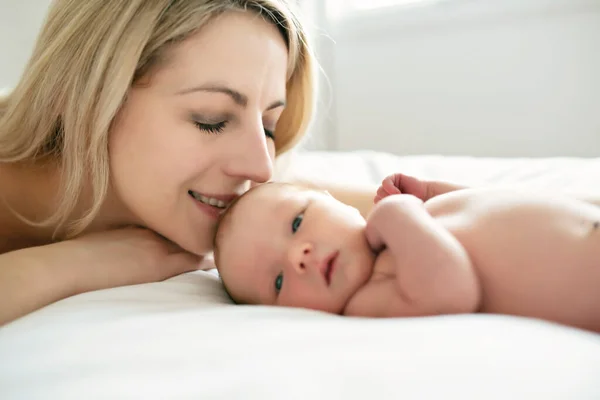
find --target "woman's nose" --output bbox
[225,123,274,184]
[287,242,315,274]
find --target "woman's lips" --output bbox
[188,190,239,204]
[188,190,239,219]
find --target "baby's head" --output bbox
[214,182,375,314]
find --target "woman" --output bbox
[0,0,317,325]
[0,0,505,327]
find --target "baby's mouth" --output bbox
[323,251,339,286]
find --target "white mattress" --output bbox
[2,150,600,399]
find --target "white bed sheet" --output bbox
[1,150,600,399]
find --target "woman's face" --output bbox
[108,11,288,255]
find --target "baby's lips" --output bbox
[320,250,339,286]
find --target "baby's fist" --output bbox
[374,173,429,203]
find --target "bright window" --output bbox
[325,0,449,20]
[351,0,443,10]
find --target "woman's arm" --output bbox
[0,244,80,325]
[323,184,379,218]
[0,228,201,326]
[289,179,379,218]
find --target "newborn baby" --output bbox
[213,175,600,333]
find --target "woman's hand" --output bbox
[0,227,201,325]
[63,227,202,293]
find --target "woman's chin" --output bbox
[157,224,214,256]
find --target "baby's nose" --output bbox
[288,242,316,274]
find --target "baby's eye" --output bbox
[274,272,284,293]
[291,213,303,233]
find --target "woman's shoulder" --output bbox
[0,165,34,254]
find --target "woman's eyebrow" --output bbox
[176,82,285,110]
[177,83,247,106]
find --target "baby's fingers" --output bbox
[374,186,387,203]
[382,176,402,194]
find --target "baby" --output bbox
[213,174,600,333]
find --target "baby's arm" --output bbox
[365,195,480,316]
[376,172,600,208]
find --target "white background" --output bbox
[302,0,600,157]
[2,0,599,157]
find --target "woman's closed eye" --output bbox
[194,120,228,134]
[197,123,275,141]
[274,272,283,294]
[264,129,275,140]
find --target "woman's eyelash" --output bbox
[194,121,228,134]
[264,129,275,140]
[194,118,275,139]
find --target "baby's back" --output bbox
[425,189,600,332]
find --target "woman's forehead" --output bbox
[149,11,289,97]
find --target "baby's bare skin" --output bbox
[345,189,600,332]
[215,180,600,334]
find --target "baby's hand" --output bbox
[367,194,425,253]
[374,173,429,203]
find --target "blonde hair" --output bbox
[0,0,316,238]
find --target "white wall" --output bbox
[0,0,52,90]
[3,0,599,157]
[308,0,600,157]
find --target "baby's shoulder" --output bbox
[425,188,546,220]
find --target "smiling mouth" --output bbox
[188,190,232,209]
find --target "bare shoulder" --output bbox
[0,204,19,254]
[426,187,600,220]
[0,167,32,254]
[0,175,11,253]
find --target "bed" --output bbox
[1,150,600,399]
